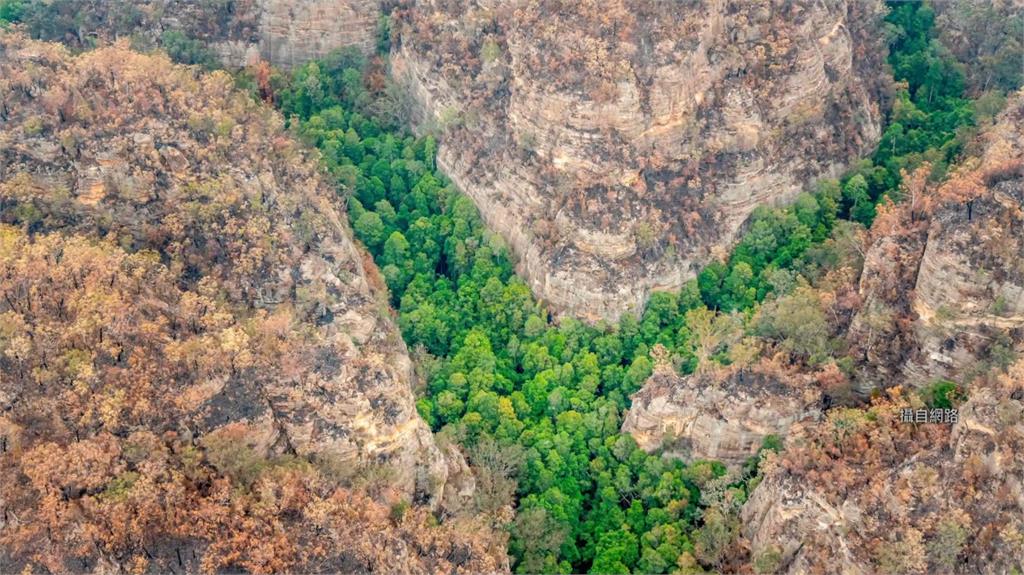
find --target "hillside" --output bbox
[633,90,1024,574]
[739,368,1023,574]
[0,1,1022,574]
[1,0,382,67]
[0,32,502,573]
[392,0,890,321]
[932,0,1023,95]
[848,90,1024,389]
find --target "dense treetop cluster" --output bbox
[254,2,1007,571]
[0,0,1020,573]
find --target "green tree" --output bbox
[756,288,832,364]
[265,24,989,570]
[843,174,875,225]
[0,0,25,24]
[590,528,639,574]
[353,211,387,249]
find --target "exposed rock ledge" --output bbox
[622,364,824,466]
[848,92,1024,390]
[17,0,382,68]
[739,370,1024,574]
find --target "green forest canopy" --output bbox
[0,0,1016,572]
[241,2,1002,572]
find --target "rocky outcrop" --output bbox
[738,367,1024,574]
[724,96,1024,573]
[904,190,1024,383]
[741,463,867,575]
[14,0,381,67]
[849,93,1024,388]
[622,364,823,466]
[393,0,889,321]
[214,0,383,67]
[0,35,450,503]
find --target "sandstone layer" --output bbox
[622,364,823,466]
[734,94,1024,573]
[15,0,382,67]
[849,92,1024,389]
[211,0,382,67]
[0,35,451,503]
[393,0,889,321]
[739,370,1024,574]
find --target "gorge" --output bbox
[0,0,1022,573]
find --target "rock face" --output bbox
[16,0,382,67]
[0,35,449,503]
[849,93,1024,388]
[904,191,1024,383]
[738,368,1024,574]
[205,0,383,67]
[393,0,888,321]
[622,364,823,466]
[741,464,867,574]
[736,99,1024,574]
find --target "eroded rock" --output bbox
[0,35,448,504]
[623,364,823,466]
[15,0,382,67]
[849,93,1024,388]
[738,370,1024,574]
[393,0,889,321]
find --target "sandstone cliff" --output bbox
[738,369,1024,574]
[730,94,1024,574]
[15,0,382,67]
[622,362,823,466]
[849,92,1024,389]
[0,33,456,503]
[392,0,889,321]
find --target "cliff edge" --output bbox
[393,0,889,321]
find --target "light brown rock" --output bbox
[738,370,1024,574]
[224,0,382,67]
[622,365,823,466]
[0,36,449,505]
[21,0,382,68]
[394,0,889,321]
[849,93,1024,388]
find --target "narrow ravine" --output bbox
[249,2,992,572]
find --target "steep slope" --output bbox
[392,0,889,321]
[716,92,1024,575]
[0,227,502,574]
[849,92,1024,388]
[620,93,1024,542]
[0,34,500,572]
[622,360,824,466]
[738,368,1024,574]
[932,0,1023,95]
[10,0,382,67]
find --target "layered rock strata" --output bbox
[850,92,1024,388]
[15,0,382,67]
[393,0,889,321]
[739,370,1024,574]
[622,364,824,466]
